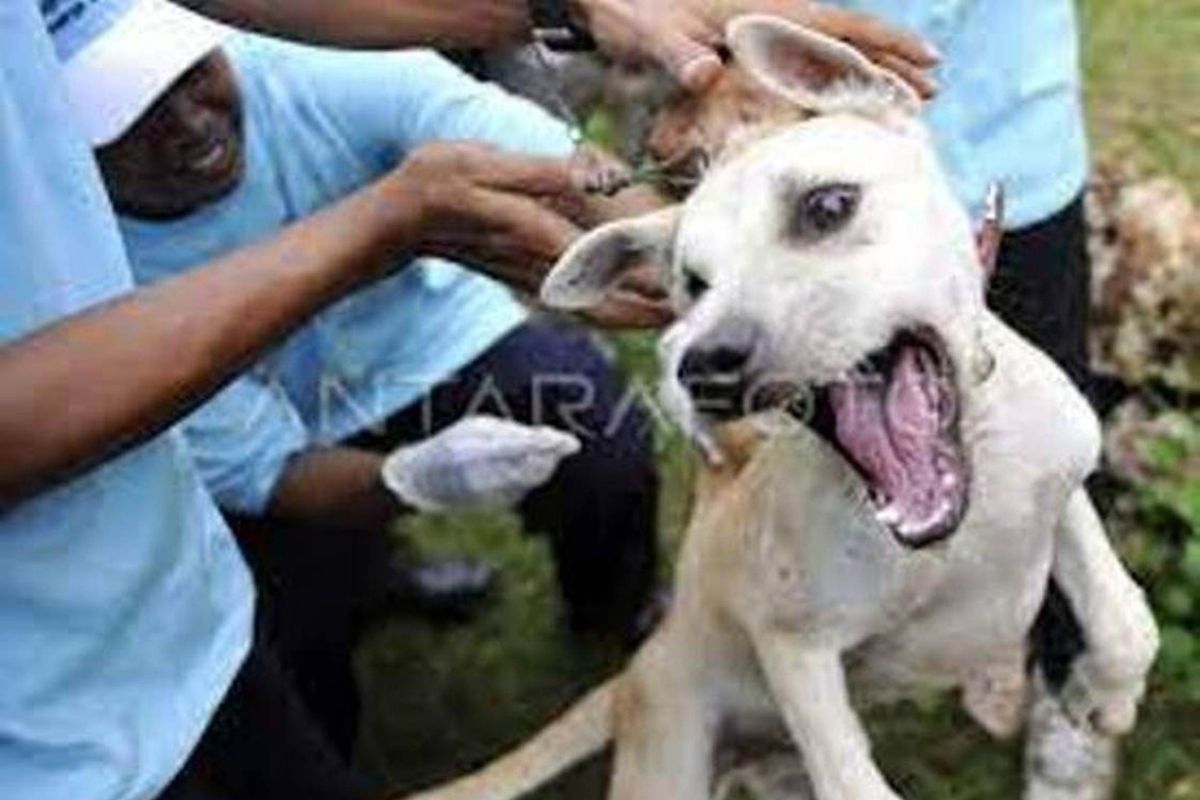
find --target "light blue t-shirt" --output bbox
[120,35,575,514]
[831,0,1088,227]
[0,3,254,799]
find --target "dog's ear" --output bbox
[726,14,920,116]
[540,207,679,309]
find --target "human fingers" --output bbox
[578,289,676,329]
[458,417,583,458]
[617,263,670,301]
[476,150,584,198]
[867,49,938,99]
[808,4,940,66]
[468,190,585,292]
[649,24,725,93]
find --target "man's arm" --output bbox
[255,160,656,529]
[267,447,400,534]
[578,0,940,94]
[182,0,937,94]
[184,0,533,50]
[0,144,585,508]
[267,418,582,532]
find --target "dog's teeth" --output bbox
[876,504,903,526]
[897,499,956,538]
[899,518,933,538]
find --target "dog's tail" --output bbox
[398,677,618,800]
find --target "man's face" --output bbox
[97,50,244,219]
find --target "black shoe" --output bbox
[382,557,498,625]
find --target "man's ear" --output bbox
[726,14,920,116]
[540,207,679,310]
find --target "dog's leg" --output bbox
[1022,489,1158,800]
[715,753,814,800]
[609,648,715,800]
[1050,489,1158,736]
[1023,671,1119,800]
[755,634,899,800]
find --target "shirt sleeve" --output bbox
[244,38,576,162]
[372,50,576,159]
[180,372,310,515]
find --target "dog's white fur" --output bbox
[400,16,1158,800]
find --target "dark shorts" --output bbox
[158,637,374,800]
[988,194,1091,395]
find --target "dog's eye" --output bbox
[683,268,710,299]
[791,183,861,239]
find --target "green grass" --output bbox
[1082,0,1200,187]
[357,3,1200,796]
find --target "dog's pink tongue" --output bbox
[830,345,950,543]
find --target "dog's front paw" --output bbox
[1062,586,1159,736]
[1025,678,1118,800]
[1059,651,1150,736]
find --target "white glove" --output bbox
[380,415,582,512]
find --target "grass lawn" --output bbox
[1083,0,1200,187]
[357,2,1200,797]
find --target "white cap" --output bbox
[57,0,230,146]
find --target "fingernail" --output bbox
[544,429,581,452]
[923,42,942,62]
[680,55,723,92]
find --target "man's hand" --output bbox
[383,142,589,294]
[182,1,935,97]
[383,141,673,328]
[380,416,582,512]
[574,0,939,96]
[578,263,675,329]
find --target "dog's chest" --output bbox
[845,424,1072,692]
[857,510,1056,686]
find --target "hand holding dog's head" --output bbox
[646,14,921,183]
[543,14,985,382]
[544,15,996,545]
[728,13,921,119]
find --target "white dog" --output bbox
[399,16,1158,800]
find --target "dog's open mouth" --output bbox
[798,328,969,547]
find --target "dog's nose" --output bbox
[678,343,752,382]
[678,316,760,380]
[677,318,760,419]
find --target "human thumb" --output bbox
[656,29,723,93]
[525,426,583,459]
